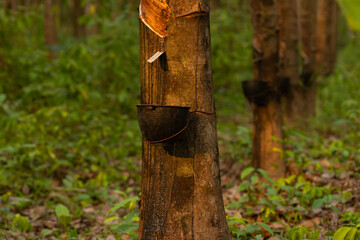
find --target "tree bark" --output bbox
[316,0,339,76]
[73,0,86,38]
[278,0,303,126]
[329,0,340,74]
[299,0,318,118]
[138,0,230,239]
[210,0,220,10]
[44,0,57,59]
[300,0,318,84]
[3,0,17,10]
[250,0,285,179]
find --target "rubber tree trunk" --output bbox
[73,0,86,38]
[250,0,285,179]
[299,0,318,118]
[4,0,17,10]
[317,0,339,76]
[44,0,57,59]
[329,1,340,74]
[138,0,230,239]
[210,0,220,9]
[278,0,302,126]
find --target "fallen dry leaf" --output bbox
[300,217,322,230]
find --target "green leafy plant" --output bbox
[41,229,54,238]
[337,0,360,32]
[55,204,71,228]
[11,214,33,232]
[333,224,360,240]
[227,216,274,239]
[285,226,320,240]
[105,196,139,238]
[341,212,360,225]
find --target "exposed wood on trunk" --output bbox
[250,0,285,179]
[44,0,57,59]
[139,0,171,38]
[74,0,86,38]
[138,0,231,239]
[299,0,318,118]
[278,0,303,125]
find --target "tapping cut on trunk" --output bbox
[139,0,171,37]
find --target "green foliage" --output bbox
[333,224,360,240]
[0,0,141,198]
[106,196,138,218]
[211,0,253,117]
[55,204,71,228]
[337,0,360,32]
[285,226,320,240]
[11,214,33,232]
[235,165,342,226]
[341,212,360,225]
[41,229,54,237]
[0,2,142,237]
[227,216,274,239]
[105,196,139,238]
[241,167,255,180]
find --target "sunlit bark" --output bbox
[250,0,285,179]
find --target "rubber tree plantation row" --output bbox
[136,0,340,239]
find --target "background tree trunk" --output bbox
[3,0,17,10]
[316,0,339,76]
[329,0,340,74]
[316,0,329,74]
[138,0,230,239]
[210,0,220,10]
[73,0,86,38]
[250,0,285,179]
[44,0,57,59]
[299,0,318,118]
[278,0,303,126]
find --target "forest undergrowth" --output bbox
[0,1,360,239]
